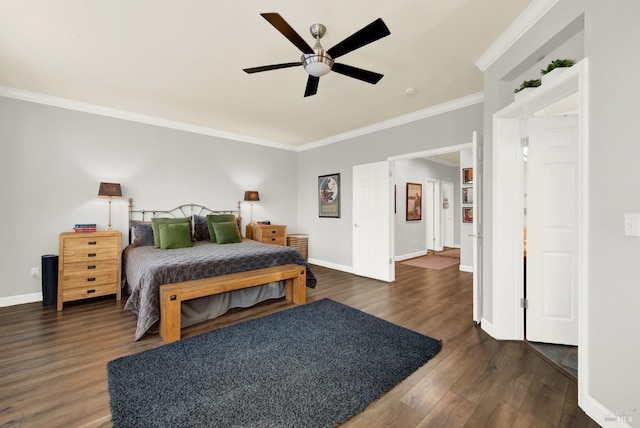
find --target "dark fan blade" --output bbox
[332,63,384,84]
[243,62,301,74]
[327,18,390,59]
[304,75,320,97]
[261,13,314,54]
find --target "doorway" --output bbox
[425,178,441,252]
[492,59,588,403]
[442,181,454,248]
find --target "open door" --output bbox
[352,161,394,282]
[473,131,484,323]
[526,115,579,345]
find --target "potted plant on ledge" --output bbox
[514,78,541,99]
[541,58,576,84]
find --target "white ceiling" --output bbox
[0,0,532,147]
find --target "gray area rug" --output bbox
[107,299,441,427]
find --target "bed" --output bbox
[122,199,316,341]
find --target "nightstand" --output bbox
[57,231,122,311]
[246,224,286,246]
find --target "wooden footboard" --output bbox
[159,264,306,343]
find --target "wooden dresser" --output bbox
[246,224,286,246]
[57,231,122,311]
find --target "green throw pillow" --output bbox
[212,222,241,244]
[158,222,193,249]
[151,217,190,248]
[206,214,237,243]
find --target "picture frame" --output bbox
[406,182,422,221]
[462,168,473,184]
[463,207,473,223]
[462,187,473,204]
[318,173,340,218]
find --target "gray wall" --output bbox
[0,96,482,299]
[0,97,299,300]
[393,158,460,258]
[296,103,483,270]
[481,0,640,422]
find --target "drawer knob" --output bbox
[88,253,96,257]
[87,289,96,294]
[87,277,96,282]
[271,230,276,234]
[271,238,276,241]
[88,241,97,245]
[87,265,96,270]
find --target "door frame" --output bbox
[389,143,473,254]
[491,59,589,405]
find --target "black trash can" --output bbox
[42,254,58,307]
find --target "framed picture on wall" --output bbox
[406,182,422,221]
[318,173,340,218]
[463,207,473,223]
[462,168,473,184]
[462,187,473,204]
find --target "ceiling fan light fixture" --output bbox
[302,53,333,77]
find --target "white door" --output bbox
[442,181,454,248]
[472,132,484,323]
[353,161,394,282]
[526,115,579,345]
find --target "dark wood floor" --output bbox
[0,262,600,427]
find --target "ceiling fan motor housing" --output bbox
[302,23,333,77]
[301,51,333,77]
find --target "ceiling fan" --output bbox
[243,13,391,97]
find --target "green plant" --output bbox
[514,79,541,94]
[540,58,576,75]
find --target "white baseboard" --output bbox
[480,317,495,337]
[581,392,633,427]
[0,292,42,308]
[307,258,353,274]
[395,250,428,262]
[459,264,473,272]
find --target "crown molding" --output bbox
[297,92,483,152]
[0,85,294,151]
[0,85,482,152]
[475,0,560,72]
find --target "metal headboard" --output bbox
[127,198,242,244]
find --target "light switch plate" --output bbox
[624,214,640,237]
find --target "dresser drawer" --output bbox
[257,226,285,236]
[260,236,286,245]
[63,246,119,262]
[62,283,118,302]
[62,269,119,289]
[62,259,119,277]
[63,235,119,250]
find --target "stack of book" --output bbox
[73,223,97,233]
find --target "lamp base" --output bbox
[105,226,113,231]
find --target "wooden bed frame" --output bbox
[160,264,306,343]
[127,198,308,343]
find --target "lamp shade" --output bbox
[244,191,260,202]
[98,182,122,198]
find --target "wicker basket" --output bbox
[286,234,308,261]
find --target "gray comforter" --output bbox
[123,239,316,340]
